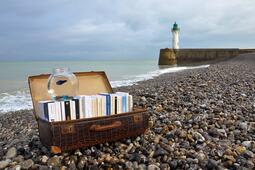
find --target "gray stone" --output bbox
[47,156,61,167]
[141,96,146,102]
[38,165,48,170]
[14,165,21,170]
[242,141,252,148]
[0,160,10,169]
[13,155,24,163]
[207,159,218,169]
[216,129,227,137]
[239,122,248,131]
[20,159,34,170]
[244,150,254,158]
[174,121,182,127]
[41,155,48,164]
[148,164,160,170]
[193,132,205,142]
[154,147,168,157]
[6,147,17,159]
[137,164,146,170]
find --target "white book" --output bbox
[97,95,102,117]
[116,95,121,114]
[61,101,66,121]
[74,96,85,119]
[55,101,61,121]
[38,100,52,120]
[110,94,117,115]
[84,96,92,118]
[79,96,85,119]
[101,95,106,116]
[129,95,133,111]
[93,96,98,117]
[100,95,107,116]
[116,92,129,112]
[48,103,56,122]
[70,100,76,120]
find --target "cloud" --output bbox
[0,0,254,60]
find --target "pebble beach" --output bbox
[1,53,255,170]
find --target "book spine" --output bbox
[55,101,61,121]
[70,100,76,120]
[48,103,55,122]
[79,96,85,119]
[129,95,133,111]
[43,102,49,121]
[64,101,71,120]
[114,96,117,114]
[122,96,126,112]
[107,95,111,115]
[73,99,80,119]
[61,101,65,121]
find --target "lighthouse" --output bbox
[171,22,180,49]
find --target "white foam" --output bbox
[0,64,209,114]
[111,64,210,87]
[0,90,33,113]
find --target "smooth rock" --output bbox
[239,122,248,131]
[148,164,160,170]
[0,160,10,169]
[207,159,218,169]
[243,150,254,158]
[14,165,21,170]
[242,141,252,148]
[47,156,61,167]
[20,159,34,170]
[174,121,182,127]
[193,132,205,142]
[154,148,168,157]
[41,155,48,164]
[6,147,17,159]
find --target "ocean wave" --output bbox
[0,64,209,114]
[0,90,33,113]
[111,64,210,87]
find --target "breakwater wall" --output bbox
[239,49,255,54]
[158,48,252,65]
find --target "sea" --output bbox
[0,60,209,114]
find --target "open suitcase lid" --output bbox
[28,71,113,120]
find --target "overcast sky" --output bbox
[0,0,254,61]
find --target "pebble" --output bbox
[41,155,48,164]
[154,147,168,157]
[47,156,60,167]
[14,165,21,170]
[20,159,34,170]
[193,132,205,142]
[207,159,218,169]
[239,122,248,131]
[125,143,134,153]
[242,141,252,148]
[6,147,17,159]
[174,121,182,127]
[243,150,254,158]
[148,164,160,170]
[0,160,10,169]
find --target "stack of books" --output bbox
[38,92,133,122]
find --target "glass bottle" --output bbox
[48,67,78,101]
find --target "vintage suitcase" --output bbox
[28,71,148,153]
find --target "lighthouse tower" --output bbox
[171,22,180,49]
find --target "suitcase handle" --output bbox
[90,121,122,131]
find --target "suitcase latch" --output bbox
[61,124,75,134]
[133,115,143,123]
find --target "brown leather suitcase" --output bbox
[28,71,148,153]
